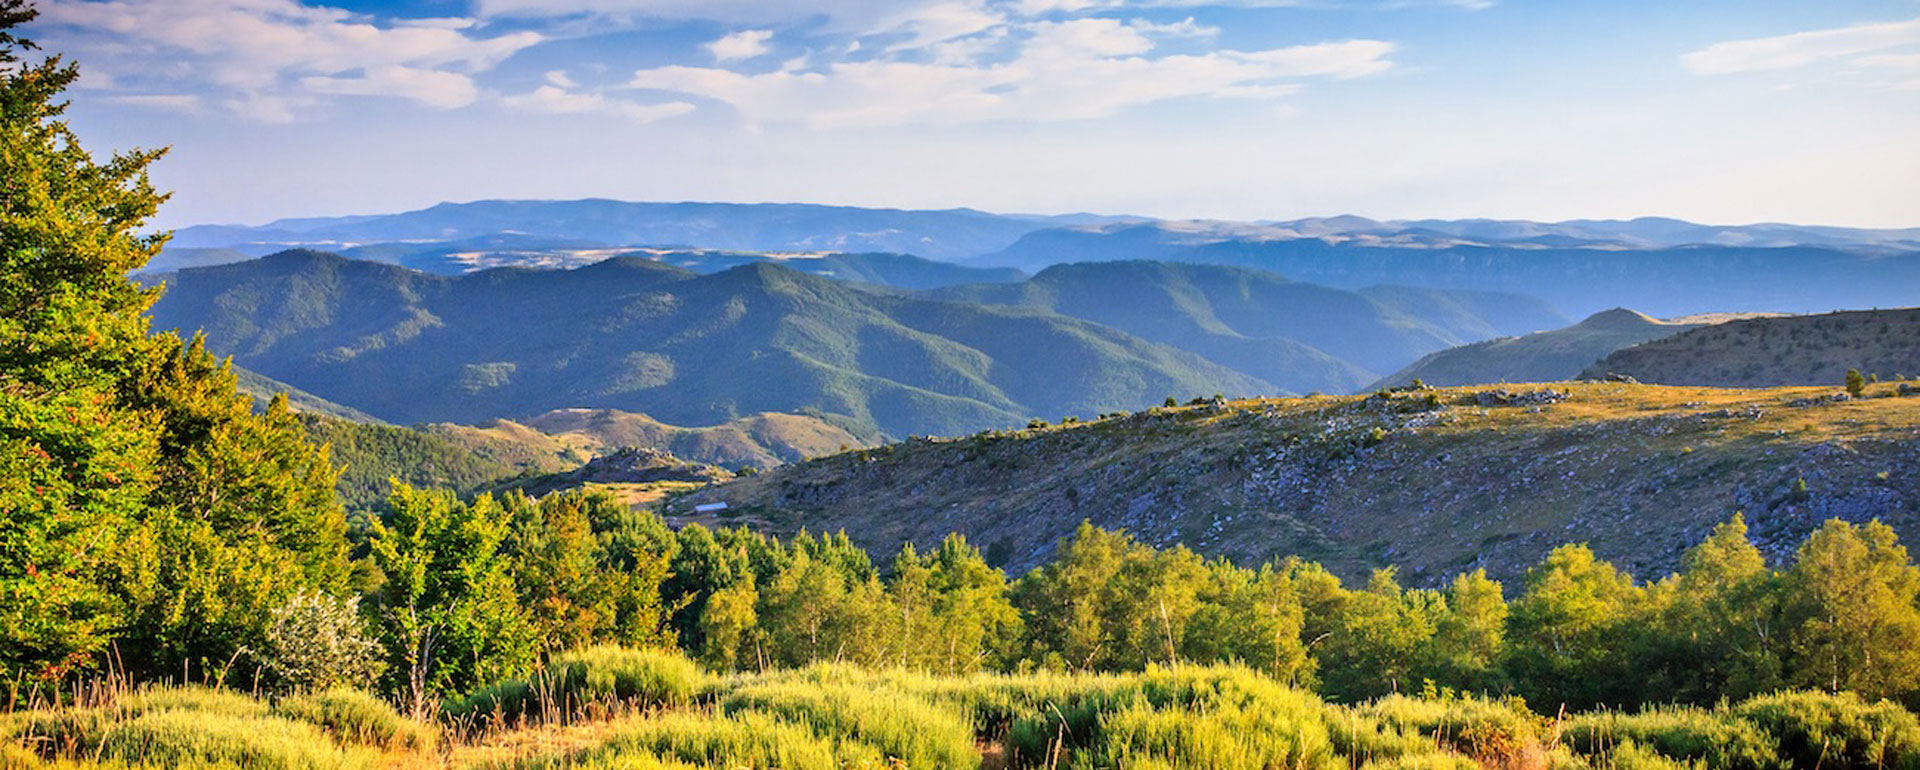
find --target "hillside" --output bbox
[150,250,1268,436]
[676,382,1920,585]
[233,365,386,423]
[931,261,1564,394]
[307,406,867,511]
[979,223,1920,317]
[1368,308,1703,390]
[1583,308,1920,388]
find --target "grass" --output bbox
[12,649,1920,769]
[447,647,706,729]
[2,685,428,770]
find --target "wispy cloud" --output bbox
[501,83,697,121]
[707,29,774,61]
[634,18,1391,128]
[1682,17,1920,76]
[37,0,541,121]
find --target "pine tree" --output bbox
[1846,368,1867,397]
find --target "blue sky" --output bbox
[29,0,1920,229]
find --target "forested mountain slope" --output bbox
[930,261,1564,393]
[1585,308,1920,387]
[150,250,1267,436]
[678,382,1920,585]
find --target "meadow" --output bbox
[10,649,1920,770]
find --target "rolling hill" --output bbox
[674,382,1920,585]
[1367,308,1705,390]
[978,222,1920,317]
[149,250,1270,436]
[931,261,1564,393]
[306,406,875,512]
[1584,308,1920,387]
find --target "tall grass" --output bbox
[2,685,429,770]
[12,653,1920,770]
[448,647,705,729]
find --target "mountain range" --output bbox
[149,250,1275,436]
[979,222,1920,317]
[154,201,1920,321]
[931,260,1563,392]
[151,250,1574,434]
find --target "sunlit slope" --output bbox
[680,382,1920,584]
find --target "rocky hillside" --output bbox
[675,382,1920,586]
[1367,308,1703,390]
[1584,308,1920,387]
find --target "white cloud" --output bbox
[707,29,774,61]
[628,22,1392,128]
[1682,17,1920,75]
[302,66,481,108]
[104,93,203,113]
[37,0,541,119]
[502,84,697,122]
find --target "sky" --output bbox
[24,0,1920,229]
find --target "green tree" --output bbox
[1846,368,1867,397]
[1319,568,1442,699]
[1641,515,1783,703]
[1505,544,1645,709]
[1,3,344,683]
[366,484,534,717]
[1781,519,1920,701]
[1182,561,1312,685]
[1429,569,1508,693]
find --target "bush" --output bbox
[719,677,978,769]
[273,689,433,751]
[91,710,353,770]
[449,647,704,726]
[1732,691,1920,770]
[506,710,868,770]
[1563,706,1778,770]
[1354,694,1544,768]
[260,592,384,693]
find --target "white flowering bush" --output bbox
[261,591,384,692]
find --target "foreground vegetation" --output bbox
[12,655,1920,769]
[8,5,1920,768]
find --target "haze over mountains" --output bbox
[154,199,1920,318]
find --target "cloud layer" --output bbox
[1683,16,1920,89]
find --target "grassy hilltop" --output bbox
[677,381,1920,584]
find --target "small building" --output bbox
[694,502,729,514]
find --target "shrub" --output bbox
[449,647,704,726]
[260,592,384,694]
[719,678,977,769]
[509,710,870,770]
[1732,690,1920,770]
[273,689,433,751]
[90,710,354,770]
[1563,706,1779,770]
